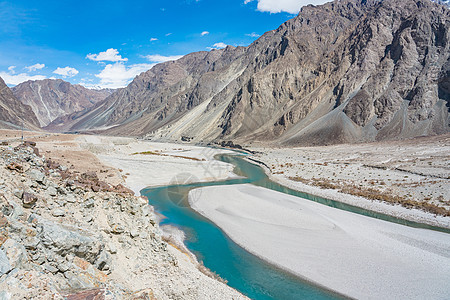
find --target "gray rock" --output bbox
[65,194,77,203]
[47,186,57,197]
[141,205,152,217]
[43,263,59,274]
[0,291,11,300]
[107,243,117,254]
[1,204,13,217]
[33,253,46,265]
[50,172,61,178]
[13,189,23,199]
[84,198,95,208]
[27,214,39,226]
[37,217,102,264]
[0,249,12,275]
[64,271,96,290]
[57,186,67,195]
[6,200,24,220]
[95,250,111,271]
[23,236,40,250]
[52,209,65,217]
[1,239,28,270]
[29,169,45,184]
[130,229,140,238]
[55,256,71,273]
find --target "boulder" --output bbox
[1,239,28,270]
[52,209,65,217]
[47,186,58,197]
[6,162,22,173]
[22,192,38,208]
[12,189,23,199]
[0,291,11,300]
[28,169,45,184]
[37,218,102,264]
[0,249,12,275]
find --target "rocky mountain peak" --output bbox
[0,77,40,130]
[45,0,450,146]
[12,79,114,127]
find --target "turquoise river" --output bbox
[141,154,449,300]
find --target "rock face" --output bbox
[0,142,247,299]
[46,0,450,146]
[12,79,113,127]
[0,77,40,130]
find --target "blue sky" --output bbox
[0,0,328,88]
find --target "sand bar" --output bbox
[190,184,450,299]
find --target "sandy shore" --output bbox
[190,184,450,299]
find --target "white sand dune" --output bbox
[190,184,450,299]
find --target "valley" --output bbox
[0,0,449,299]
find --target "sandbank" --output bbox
[190,184,450,299]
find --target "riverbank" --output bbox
[189,184,450,299]
[250,134,450,228]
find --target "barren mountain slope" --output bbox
[0,77,40,130]
[12,79,113,127]
[47,0,450,146]
[45,48,247,134]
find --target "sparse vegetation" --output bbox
[132,151,206,161]
[289,176,450,217]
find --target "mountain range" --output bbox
[3,0,450,146]
[12,80,114,127]
[0,77,40,130]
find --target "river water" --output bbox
[141,154,448,300]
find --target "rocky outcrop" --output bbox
[46,0,450,146]
[0,77,40,130]
[0,142,247,299]
[12,79,113,127]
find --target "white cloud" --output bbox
[150,37,158,41]
[165,33,172,36]
[0,72,46,86]
[25,63,45,72]
[86,48,128,62]
[95,63,154,89]
[144,54,184,63]
[7,66,16,74]
[207,42,227,50]
[53,66,79,78]
[246,32,260,38]
[201,31,209,36]
[244,0,329,14]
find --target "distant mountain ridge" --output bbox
[46,0,450,146]
[12,79,114,127]
[0,77,40,130]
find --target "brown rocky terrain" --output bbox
[0,77,40,131]
[12,79,113,127]
[0,135,247,299]
[46,0,449,146]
